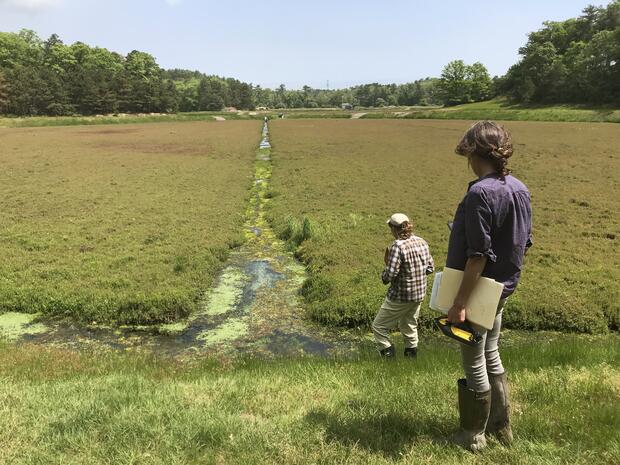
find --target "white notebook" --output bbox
[429,267,504,330]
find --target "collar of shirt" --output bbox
[467,173,502,191]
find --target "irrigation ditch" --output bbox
[0,121,364,357]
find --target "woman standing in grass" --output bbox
[446,121,532,452]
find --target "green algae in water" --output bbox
[0,312,48,341]
[204,269,246,316]
[197,317,250,345]
[156,321,189,335]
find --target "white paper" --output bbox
[428,267,504,330]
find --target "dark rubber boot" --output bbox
[486,372,513,446]
[379,345,395,358]
[404,347,418,358]
[452,378,491,453]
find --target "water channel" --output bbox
[0,121,365,357]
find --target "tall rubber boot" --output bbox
[486,372,513,445]
[452,378,491,453]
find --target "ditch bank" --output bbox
[0,121,364,357]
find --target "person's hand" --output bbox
[447,303,466,324]
[384,247,390,266]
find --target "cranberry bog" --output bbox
[0,121,260,325]
[267,119,619,333]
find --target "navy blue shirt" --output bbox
[446,174,532,298]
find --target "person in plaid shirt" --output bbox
[372,213,434,358]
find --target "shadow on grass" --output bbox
[305,399,450,458]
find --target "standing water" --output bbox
[0,121,363,357]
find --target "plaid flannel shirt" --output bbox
[382,235,434,302]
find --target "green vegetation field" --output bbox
[267,119,619,333]
[1,334,618,465]
[360,100,620,123]
[0,121,260,324]
[272,100,620,123]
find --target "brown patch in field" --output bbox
[77,128,141,135]
[91,142,207,156]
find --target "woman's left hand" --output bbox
[447,303,466,324]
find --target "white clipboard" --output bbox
[429,267,504,330]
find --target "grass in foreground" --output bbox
[0,333,618,465]
[0,121,260,324]
[268,119,619,333]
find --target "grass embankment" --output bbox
[360,100,620,123]
[280,110,353,119]
[259,100,620,123]
[0,334,618,465]
[268,120,619,333]
[3,100,617,128]
[0,121,261,324]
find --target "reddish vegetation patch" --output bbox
[77,128,141,135]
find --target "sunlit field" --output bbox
[0,112,618,465]
[267,119,619,333]
[0,121,260,324]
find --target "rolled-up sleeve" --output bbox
[426,249,435,275]
[464,188,497,262]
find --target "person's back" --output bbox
[447,173,532,298]
[445,120,533,452]
[373,213,434,358]
[385,234,434,303]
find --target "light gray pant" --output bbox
[460,299,506,392]
[372,298,422,350]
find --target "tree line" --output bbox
[0,31,175,116]
[499,0,619,104]
[0,2,617,116]
[253,78,445,109]
[0,31,254,116]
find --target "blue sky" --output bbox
[0,0,603,89]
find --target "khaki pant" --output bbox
[372,297,422,350]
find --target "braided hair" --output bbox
[455,121,514,177]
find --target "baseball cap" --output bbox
[386,213,410,226]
